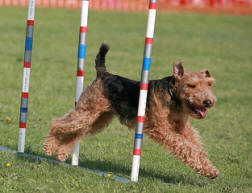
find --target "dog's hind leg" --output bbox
[55,111,114,161]
[43,79,113,161]
[43,108,105,159]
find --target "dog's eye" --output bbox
[187,84,196,88]
[208,82,213,86]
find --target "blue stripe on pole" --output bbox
[78,44,86,59]
[25,37,33,51]
[143,58,151,71]
[135,134,143,139]
[20,107,28,113]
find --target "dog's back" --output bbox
[94,42,175,124]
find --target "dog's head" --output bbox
[172,61,216,119]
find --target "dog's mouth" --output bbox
[188,103,207,118]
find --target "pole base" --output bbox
[130,155,141,182]
[72,142,80,166]
[18,128,26,153]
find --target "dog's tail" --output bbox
[95,42,110,77]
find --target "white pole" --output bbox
[18,0,36,153]
[130,0,157,182]
[72,0,89,166]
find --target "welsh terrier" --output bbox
[44,42,219,179]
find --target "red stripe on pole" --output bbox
[133,149,142,155]
[27,20,34,26]
[24,62,31,68]
[145,37,153,44]
[137,116,145,122]
[21,92,29,98]
[149,2,157,9]
[80,26,87,33]
[140,83,148,90]
[19,122,26,128]
[77,70,84,76]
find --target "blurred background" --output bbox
[1,0,252,15]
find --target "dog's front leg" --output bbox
[147,128,219,179]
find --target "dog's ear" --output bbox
[173,61,184,79]
[200,69,211,78]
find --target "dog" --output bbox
[44,42,219,179]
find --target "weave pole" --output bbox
[130,0,157,182]
[18,0,36,153]
[72,0,89,166]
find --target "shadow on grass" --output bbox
[12,145,208,187]
[78,158,207,187]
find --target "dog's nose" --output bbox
[203,100,212,107]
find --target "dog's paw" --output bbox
[198,165,219,179]
[57,153,67,162]
[43,136,59,156]
[43,145,53,156]
[56,146,70,162]
[208,166,219,179]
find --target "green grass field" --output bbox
[0,7,252,193]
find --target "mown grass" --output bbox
[0,7,252,193]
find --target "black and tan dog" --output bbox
[44,42,219,179]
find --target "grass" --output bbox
[0,6,252,193]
